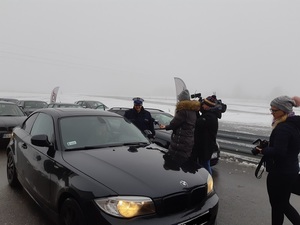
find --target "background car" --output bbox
[108,107,220,166]
[47,102,83,108]
[7,108,218,225]
[74,100,108,110]
[17,100,48,115]
[0,101,27,149]
[0,98,19,104]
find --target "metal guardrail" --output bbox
[217,130,269,157]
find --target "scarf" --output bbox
[272,112,295,129]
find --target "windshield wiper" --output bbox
[65,145,108,151]
[122,142,150,147]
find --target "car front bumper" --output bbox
[84,192,219,225]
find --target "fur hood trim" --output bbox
[176,100,200,111]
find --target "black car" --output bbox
[47,102,83,108]
[74,100,108,110]
[18,100,48,115]
[108,107,220,166]
[7,108,218,225]
[0,101,27,149]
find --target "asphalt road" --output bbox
[1,148,300,225]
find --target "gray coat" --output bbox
[165,100,200,159]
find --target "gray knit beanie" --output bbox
[178,89,190,101]
[270,95,296,113]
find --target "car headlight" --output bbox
[207,173,214,194]
[95,196,155,218]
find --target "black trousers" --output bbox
[267,172,300,225]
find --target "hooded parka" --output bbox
[165,100,200,159]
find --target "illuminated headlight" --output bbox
[207,174,214,194]
[2,133,12,138]
[95,196,155,218]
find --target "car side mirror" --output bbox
[31,134,55,157]
[143,130,153,139]
[153,120,159,125]
[31,134,52,147]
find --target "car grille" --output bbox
[0,127,8,132]
[154,185,207,215]
[0,126,15,132]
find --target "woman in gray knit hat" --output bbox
[255,95,300,225]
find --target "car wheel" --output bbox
[7,150,20,188]
[60,198,86,225]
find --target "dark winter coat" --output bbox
[262,115,300,174]
[192,110,219,161]
[124,107,155,136]
[165,100,200,159]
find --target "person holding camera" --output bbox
[159,89,200,162]
[191,95,221,175]
[254,95,300,225]
[124,97,155,138]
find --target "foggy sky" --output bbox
[1,0,300,100]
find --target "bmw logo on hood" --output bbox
[180,180,188,188]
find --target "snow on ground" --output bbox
[2,91,300,129]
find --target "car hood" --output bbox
[0,116,27,130]
[62,144,208,197]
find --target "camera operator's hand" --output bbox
[255,147,262,154]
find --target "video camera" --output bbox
[215,99,227,113]
[251,139,269,155]
[191,92,202,100]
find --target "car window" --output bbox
[31,113,54,142]
[23,113,39,133]
[60,115,149,150]
[24,101,47,108]
[151,112,173,125]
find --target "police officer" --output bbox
[124,97,155,138]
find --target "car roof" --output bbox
[109,107,169,113]
[0,98,19,103]
[75,100,103,103]
[18,100,47,102]
[0,101,17,105]
[49,102,79,105]
[33,108,122,118]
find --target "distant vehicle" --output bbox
[7,108,218,225]
[108,107,220,166]
[74,100,108,110]
[18,100,48,115]
[47,102,83,108]
[0,98,19,104]
[0,101,27,149]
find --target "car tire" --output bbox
[7,150,20,188]
[60,198,86,225]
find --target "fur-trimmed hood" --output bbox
[176,100,200,112]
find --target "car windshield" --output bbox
[0,103,25,116]
[151,112,173,127]
[24,101,47,108]
[59,115,150,150]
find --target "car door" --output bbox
[21,113,54,205]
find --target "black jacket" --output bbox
[262,115,300,174]
[124,107,155,136]
[192,110,219,161]
[165,100,200,159]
